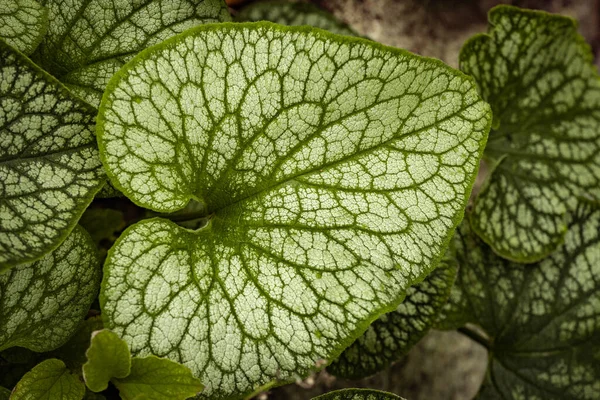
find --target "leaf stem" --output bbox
[458,326,490,350]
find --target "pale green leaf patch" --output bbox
[83,330,131,392]
[0,225,101,353]
[10,359,85,400]
[236,0,358,37]
[0,0,48,55]
[463,6,600,262]
[112,356,204,400]
[98,22,490,399]
[312,389,405,400]
[0,39,105,270]
[33,0,231,106]
[442,204,600,399]
[328,250,458,379]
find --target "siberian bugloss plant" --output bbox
[0,1,598,399]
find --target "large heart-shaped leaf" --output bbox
[0,39,105,270]
[33,0,231,106]
[328,250,457,379]
[0,225,101,352]
[0,0,47,55]
[236,0,357,37]
[462,6,600,262]
[441,204,600,399]
[98,22,490,399]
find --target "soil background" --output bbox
[225,1,600,399]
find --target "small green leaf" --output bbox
[328,251,458,379]
[0,225,101,353]
[0,39,105,270]
[112,356,203,400]
[462,5,600,262]
[311,389,405,400]
[83,330,131,392]
[443,204,600,399]
[33,0,231,106]
[10,359,85,400]
[0,387,10,400]
[98,22,490,399]
[236,0,358,37]
[49,317,104,372]
[0,0,48,55]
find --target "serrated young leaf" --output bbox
[443,204,600,399]
[0,226,101,353]
[236,1,357,37]
[312,389,405,400]
[328,251,458,379]
[98,22,490,399]
[0,40,105,270]
[33,0,231,106]
[10,359,85,400]
[82,330,131,392]
[112,356,203,400]
[0,0,48,55]
[462,5,600,262]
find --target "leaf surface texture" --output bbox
[445,204,600,399]
[236,1,357,37]
[328,251,457,379]
[98,23,490,399]
[10,359,85,400]
[34,0,231,106]
[0,0,48,55]
[0,225,101,352]
[0,40,105,270]
[463,6,600,261]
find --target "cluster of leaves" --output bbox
[0,1,599,399]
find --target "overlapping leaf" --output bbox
[0,0,47,55]
[328,250,457,379]
[98,22,489,399]
[0,225,101,352]
[33,0,231,106]
[10,359,85,400]
[442,204,600,399]
[0,40,105,270]
[312,389,405,400]
[83,330,131,392]
[462,6,600,262]
[236,0,357,37]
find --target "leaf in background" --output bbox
[328,251,458,379]
[112,356,203,400]
[0,40,105,270]
[0,226,101,352]
[462,6,600,262]
[33,0,231,106]
[10,359,85,400]
[79,208,126,247]
[0,387,9,400]
[83,330,131,392]
[98,22,489,399]
[49,316,104,372]
[0,0,47,55]
[236,0,358,37]
[442,204,600,399]
[312,389,405,400]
